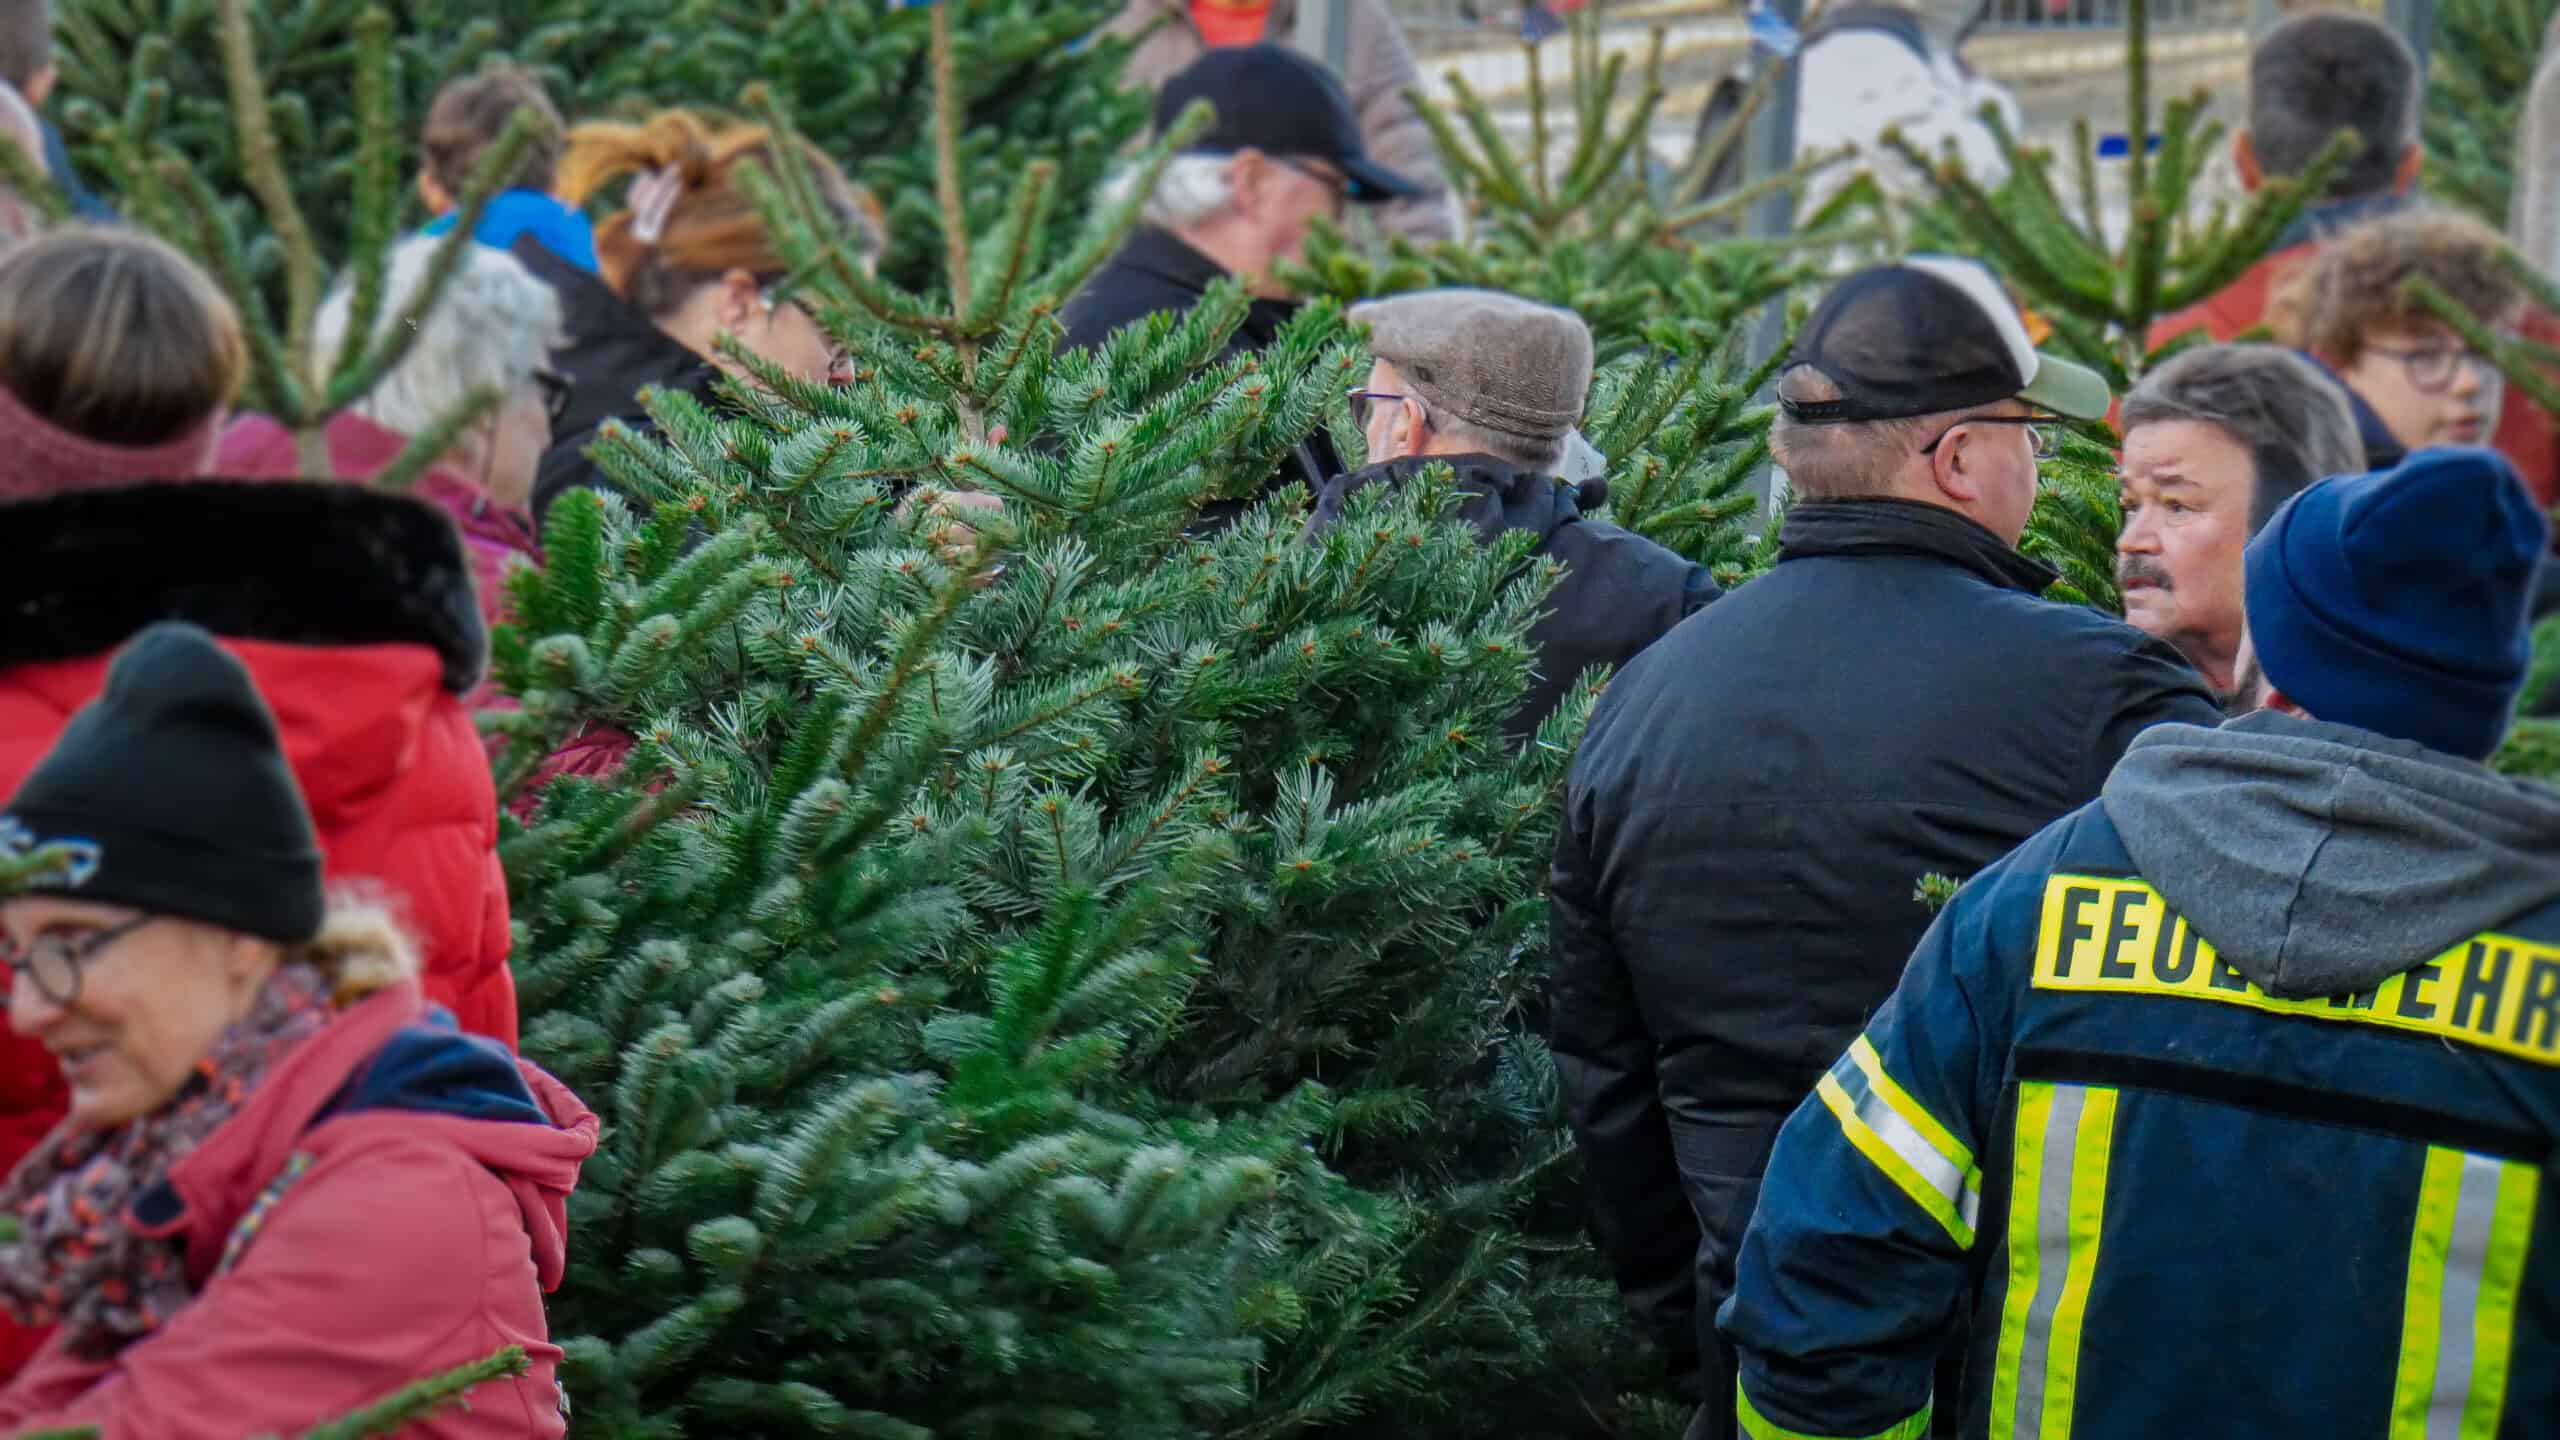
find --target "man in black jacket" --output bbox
[1061,46,1419,522]
[1306,288,1715,743]
[1550,257,2223,1439]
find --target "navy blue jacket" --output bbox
[1723,714,2560,1439]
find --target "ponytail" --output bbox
[558,109,885,318]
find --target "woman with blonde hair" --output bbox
[0,622,593,1436]
[0,227,244,497]
[533,108,884,523]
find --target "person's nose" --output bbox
[2450,356,2488,401]
[2117,507,2159,555]
[8,972,62,1038]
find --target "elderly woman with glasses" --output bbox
[218,235,568,649]
[0,623,593,1438]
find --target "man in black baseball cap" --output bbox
[1552,256,2219,1440]
[1060,45,1422,525]
[1061,44,1419,351]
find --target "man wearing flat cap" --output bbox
[1550,257,2224,1437]
[1305,287,1717,743]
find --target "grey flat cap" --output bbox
[1349,289,1595,446]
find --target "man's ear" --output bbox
[1224,148,1270,215]
[1929,427,1983,507]
[23,64,53,110]
[2233,130,2262,191]
[2394,142,2424,193]
[417,171,451,216]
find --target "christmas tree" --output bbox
[482,7,1663,1433]
[53,0,1148,295]
[2422,0,2557,225]
[45,0,539,475]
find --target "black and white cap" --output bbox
[1780,256,2112,424]
[1154,45,1424,205]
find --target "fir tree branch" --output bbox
[216,0,323,453]
[370,384,500,494]
[2407,274,2560,420]
[929,1,973,333]
[293,1347,531,1440]
[0,126,69,226]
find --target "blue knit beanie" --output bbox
[2244,446,2549,760]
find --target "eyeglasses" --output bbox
[532,367,573,426]
[3,913,156,1009]
[2361,341,2506,395]
[1280,158,1351,215]
[1919,414,2061,459]
[1348,389,1415,429]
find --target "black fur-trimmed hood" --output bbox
[0,480,487,695]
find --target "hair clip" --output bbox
[627,163,685,246]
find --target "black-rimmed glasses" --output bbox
[2362,341,2506,395]
[533,367,574,427]
[1348,389,1414,429]
[3,913,157,1008]
[1920,414,2062,459]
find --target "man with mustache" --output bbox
[2116,345,2367,695]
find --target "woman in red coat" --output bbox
[0,231,523,1374]
[0,624,591,1437]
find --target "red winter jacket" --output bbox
[0,979,595,1438]
[216,412,636,808]
[0,481,523,1375]
[2148,227,2560,509]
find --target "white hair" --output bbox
[313,234,563,439]
[1100,153,1238,231]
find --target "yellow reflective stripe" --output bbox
[1735,1382,1931,1440]
[2039,1087,2117,1438]
[1989,1081,2117,1440]
[1816,1071,1976,1249]
[1846,1036,1976,1174]
[2390,1148,2540,1440]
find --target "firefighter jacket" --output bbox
[1721,711,2560,1439]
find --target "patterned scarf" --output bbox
[0,964,334,1357]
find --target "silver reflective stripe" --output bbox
[2008,1083,2087,1440]
[2425,1155,2505,1439]
[1830,1050,1980,1230]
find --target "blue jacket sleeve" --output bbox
[1718,848,2034,1440]
[39,117,115,224]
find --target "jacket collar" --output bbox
[1778,496,2058,594]
[2292,349,2408,470]
[1310,452,1578,546]
[1110,226,1303,342]
[2272,189,2414,253]
[0,479,487,694]
[133,982,428,1279]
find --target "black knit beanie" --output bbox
[2,622,325,942]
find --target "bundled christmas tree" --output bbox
[478,8,1666,1434]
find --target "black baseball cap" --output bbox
[1154,45,1424,204]
[1780,257,2111,423]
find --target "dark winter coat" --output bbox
[1057,225,1340,526]
[1548,497,2222,1390]
[1725,712,2560,1438]
[1306,453,1717,741]
[0,980,596,1439]
[514,236,723,528]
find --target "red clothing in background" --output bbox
[1191,0,1272,46]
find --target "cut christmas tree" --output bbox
[487,9,1666,1436]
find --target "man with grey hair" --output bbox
[1060,45,1420,526]
[2117,343,2367,695]
[1304,288,1715,740]
[1554,257,2221,1440]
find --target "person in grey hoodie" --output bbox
[1720,445,2560,1440]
